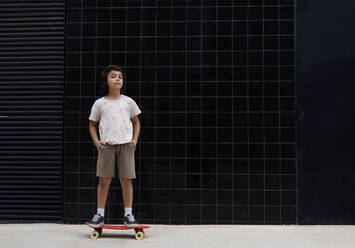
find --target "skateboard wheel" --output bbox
[135,231,144,240]
[135,228,145,236]
[90,231,100,239]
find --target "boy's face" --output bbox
[107,70,123,90]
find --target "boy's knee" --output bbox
[99,177,112,188]
[119,178,132,188]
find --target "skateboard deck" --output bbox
[85,222,150,240]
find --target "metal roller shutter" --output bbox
[0,0,65,223]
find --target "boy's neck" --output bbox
[106,90,121,99]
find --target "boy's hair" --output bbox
[100,65,124,95]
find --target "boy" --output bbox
[88,65,141,228]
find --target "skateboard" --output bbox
[85,222,150,240]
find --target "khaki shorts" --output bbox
[96,143,136,179]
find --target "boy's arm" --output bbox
[130,115,140,145]
[89,120,101,147]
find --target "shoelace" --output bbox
[93,214,101,221]
[126,215,135,222]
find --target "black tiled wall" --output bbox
[64,0,296,224]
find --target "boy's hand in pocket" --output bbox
[95,140,105,149]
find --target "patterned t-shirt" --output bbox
[88,95,141,145]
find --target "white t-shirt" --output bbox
[88,95,142,145]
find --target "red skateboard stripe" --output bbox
[97,225,150,230]
[85,222,150,230]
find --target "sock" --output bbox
[125,208,132,216]
[97,208,105,217]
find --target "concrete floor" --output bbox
[0,224,354,248]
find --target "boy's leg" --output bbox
[120,178,138,227]
[89,177,112,227]
[96,144,116,208]
[90,145,115,227]
[98,177,112,208]
[120,178,133,208]
[117,143,137,227]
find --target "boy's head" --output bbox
[100,65,124,95]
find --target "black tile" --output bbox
[202,189,216,204]
[171,205,185,220]
[155,205,170,220]
[202,206,216,222]
[233,206,248,222]
[217,190,233,204]
[233,175,248,189]
[186,206,201,222]
[171,189,185,204]
[187,189,201,204]
[155,189,170,204]
[250,190,264,205]
[250,206,264,223]
[63,188,78,203]
[281,190,296,205]
[156,174,171,188]
[217,206,233,221]
[217,175,233,189]
[202,158,216,174]
[265,175,281,190]
[266,207,281,223]
[202,174,217,189]
[281,159,296,174]
[186,159,201,173]
[171,174,186,188]
[187,174,201,188]
[265,190,281,205]
[250,175,264,190]
[217,159,233,174]
[281,206,296,222]
[249,159,264,173]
